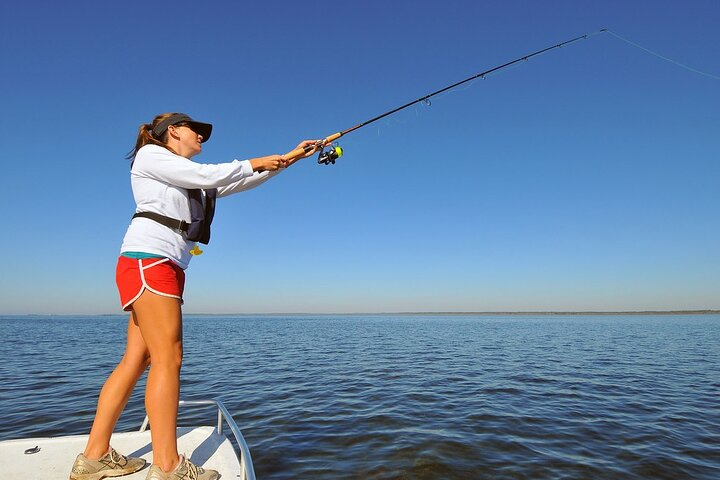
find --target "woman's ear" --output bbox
[167,124,180,140]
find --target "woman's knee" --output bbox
[148,341,183,370]
[120,350,151,375]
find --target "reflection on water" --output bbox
[1,314,718,479]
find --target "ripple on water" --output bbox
[1,314,719,479]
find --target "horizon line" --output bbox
[5,309,720,317]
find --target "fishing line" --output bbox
[605,29,720,81]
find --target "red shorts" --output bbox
[116,256,185,311]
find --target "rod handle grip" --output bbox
[284,132,343,160]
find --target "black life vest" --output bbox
[132,188,217,245]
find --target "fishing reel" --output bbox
[317,143,344,165]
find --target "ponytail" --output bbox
[126,113,179,160]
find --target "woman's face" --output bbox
[169,124,204,158]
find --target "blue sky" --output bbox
[1,1,718,314]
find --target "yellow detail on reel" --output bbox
[318,143,344,165]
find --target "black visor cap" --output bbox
[153,113,213,143]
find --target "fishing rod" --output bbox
[286,29,607,165]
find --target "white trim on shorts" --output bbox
[122,258,182,310]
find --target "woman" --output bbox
[69,112,320,480]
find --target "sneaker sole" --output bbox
[69,462,146,480]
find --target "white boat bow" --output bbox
[0,399,256,480]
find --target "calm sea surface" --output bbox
[0,314,718,479]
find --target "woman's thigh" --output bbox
[131,291,183,362]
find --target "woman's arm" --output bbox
[217,141,321,197]
[132,146,255,189]
[133,141,320,190]
[216,170,279,197]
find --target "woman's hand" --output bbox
[249,140,323,172]
[294,140,323,159]
[250,154,287,172]
[284,139,323,167]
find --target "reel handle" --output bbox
[285,132,342,161]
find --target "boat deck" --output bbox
[0,399,255,480]
[1,427,238,479]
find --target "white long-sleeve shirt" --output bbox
[120,144,278,269]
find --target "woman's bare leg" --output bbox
[83,313,151,459]
[131,290,184,472]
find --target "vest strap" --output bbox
[132,211,188,233]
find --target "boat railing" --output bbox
[139,399,256,480]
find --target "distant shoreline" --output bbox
[182,310,720,316]
[7,310,719,317]
[390,310,720,316]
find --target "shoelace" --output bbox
[109,448,127,467]
[178,455,202,480]
[182,456,200,480]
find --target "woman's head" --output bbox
[127,113,213,159]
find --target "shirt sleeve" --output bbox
[216,170,281,198]
[132,145,255,189]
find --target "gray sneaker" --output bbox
[69,447,147,479]
[145,454,219,480]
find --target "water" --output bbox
[0,314,718,479]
